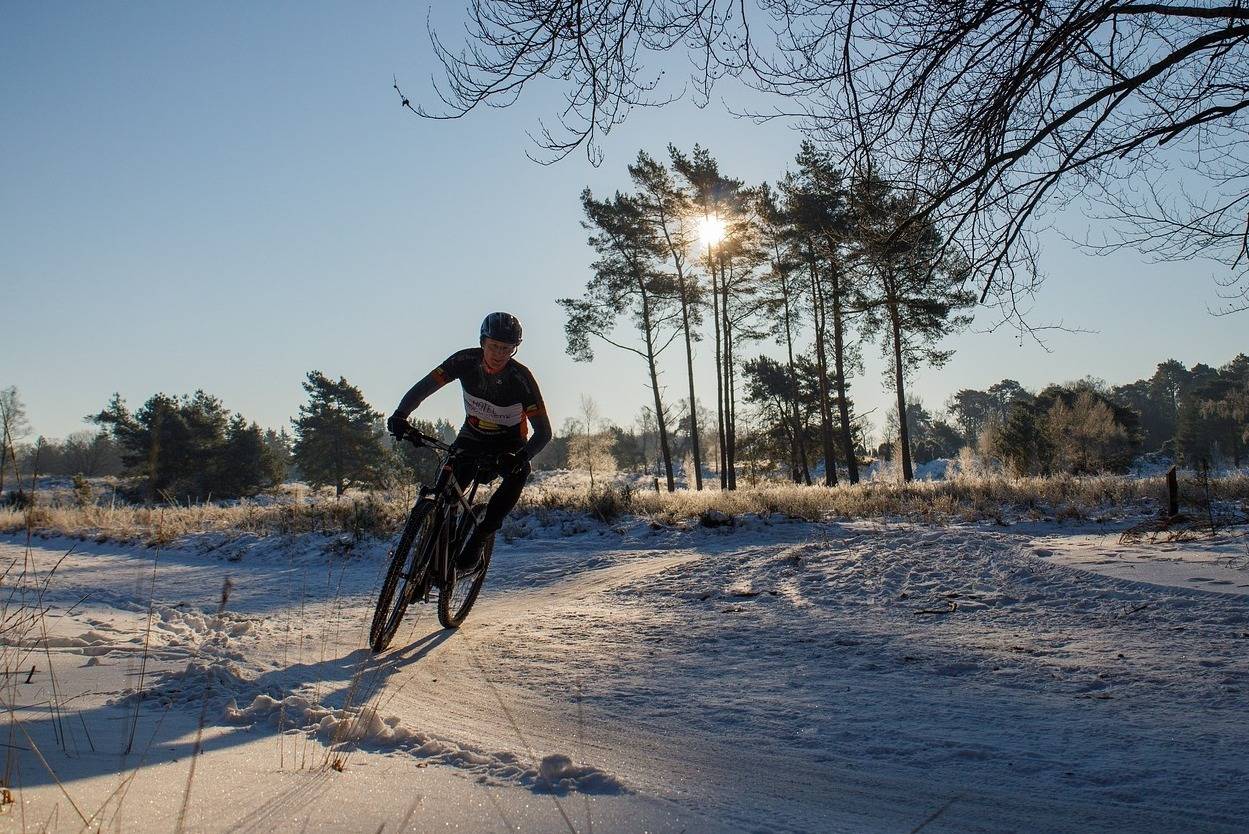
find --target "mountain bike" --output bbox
[369,428,499,652]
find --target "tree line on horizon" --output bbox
[1,351,1245,506]
[0,376,453,504]
[893,353,1248,477]
[544,354,1249,484]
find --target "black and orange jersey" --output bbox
[395,348,551,458]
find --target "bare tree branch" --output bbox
[401,1,1249,314]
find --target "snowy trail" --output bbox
[3,518,1248,832]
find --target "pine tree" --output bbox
[743,356,806,481]
[779,155,850,486]
[262,428,295,482]
[995,400,1042,476]
[671,146,732,486]
[716,175,768,489]
[92,391,231,503]
[756,183,814,484]
[182,391,230,496]
[989,385,1141,475]
[788,142,862,484]
[671,145,765,489]
[948,380,1031,450]
[853,174,975,482]
[1043,391,1133,474]
[888,400,965,465]
[215,416,282,497]
[630,149,706,489]
[92,391,278,501]
[560,189,681,491]
[1178,355,1249,467]
[947,389,995,443]
[291,371,390,497]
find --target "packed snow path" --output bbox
[3,517,1247,832]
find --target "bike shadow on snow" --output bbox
[8,623,468,791]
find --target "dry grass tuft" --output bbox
[0,492,410,546]
[3,472,1247,543]
[520,472,1249,526]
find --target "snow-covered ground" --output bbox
[3,514,1247,832]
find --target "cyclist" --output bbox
[387,312,550,574]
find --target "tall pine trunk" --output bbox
[782,405,800,482]
[657,214,704,490]
[678,274,704,490]
[639,285,676,491]
[712,253,727,488]
[888,299,914,482]
[722,260,737,490]
[775,246,811,484]
[829,262,859,484]
[649,363,675,492]
[807,245,838,485]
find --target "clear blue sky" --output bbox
[3,3,1244,445]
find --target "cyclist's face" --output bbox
[481,337,517,371]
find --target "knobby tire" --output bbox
[437,506,494,629]
[370,499,437,652]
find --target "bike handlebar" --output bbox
[399,426,453,453]
[397,423,524,494]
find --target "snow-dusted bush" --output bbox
[950,445,997,479]
[983,385,1143,476]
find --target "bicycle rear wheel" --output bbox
[370,499,438,652]
[437,509,494,629]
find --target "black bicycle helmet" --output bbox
[480,312,523,345]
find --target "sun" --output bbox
[697,215,726,248]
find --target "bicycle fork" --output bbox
[402,513,443,604]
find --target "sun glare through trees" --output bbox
[697,214,725,249]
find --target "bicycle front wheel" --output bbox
[437,522,494,629]
[370,499,438,652]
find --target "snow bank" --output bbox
[226,692,629,795]
[117,659,258,708]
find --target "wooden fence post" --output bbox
[1166,465,1179,517]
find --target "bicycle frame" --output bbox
[403,431,490,597]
